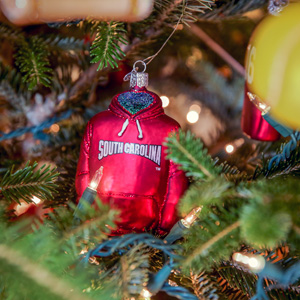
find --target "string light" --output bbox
[225,144,235,154]
[15,201,30,216]
[164,206,203,244]
[247,92,270,115]
[15,196,42,216]
[186,111,199,124]
[181,206,202,228]
[79,246,88,255]
[186,104,201,124]
[233,252,265,272]
[89,166,103,190]
[141,288,152,299]
[31,196,41,204]
[225,138,245,154]
[160,96,170,108]
[50,124,60,133]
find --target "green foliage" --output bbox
[189,60,244,120]
[241,202,292,248]
[254,139,300,179]
[187,270,219,300]
[0,200,118,300]
[0,161,59,204]
[0,62,30,111]
[101,245,149,299]
[215,248,300,300]
[181,207,241,271]
[155,0,214,26]
[90,22,127,70]
[0,23,22,43]
[240,178,299,248]
[178,177,232,216]
[200,0,267,20]
[216,262,256,299]
[15,37,53,90]
[165,130,220,179]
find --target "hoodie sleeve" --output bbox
[158,159,189,233]
[75,121,92,202]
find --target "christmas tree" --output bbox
[0,1,299,299]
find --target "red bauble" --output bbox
[241,84,280,141]
[75,71,188,235]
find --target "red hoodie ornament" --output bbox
[75,61,188,235]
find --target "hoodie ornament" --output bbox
[75,60,188,236]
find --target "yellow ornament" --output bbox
[245,3,300,129]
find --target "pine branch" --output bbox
[165,130,220,179]
[15,37,53,90]
[215,247,300,300]
[0,201,118,300]
[190,60,244,112]
[178,177,232,216]
[201,0,267,20]
[90,21,127,70]
[154,0,214,27]
[0,62,30,110]
[183,221,240,268]
[0,244,90,300]
[0,23,23,43]
[189,270,219,300]
[216,262,257,298]
[239,178,299,249]
[46,35,86,51]
[0,161,59,204]
[114,245,149,298]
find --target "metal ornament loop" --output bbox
[133,60,147,73]
[123,60,149,88]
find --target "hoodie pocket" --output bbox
[100,192,159,231]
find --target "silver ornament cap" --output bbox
[124,60,148,88]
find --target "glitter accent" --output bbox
[268,0,289,15]
[130,72,148,88]
[118,92,154,115]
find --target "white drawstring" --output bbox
[136,119,143,139]
[118,118,129,136]
[118,118,143,139]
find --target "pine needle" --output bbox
[90,22,127,71]
[0,161,59,204]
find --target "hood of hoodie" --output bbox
[109,87,164,120]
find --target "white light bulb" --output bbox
[89,181,98,190]
[160,96,170,108]
[233,252,243,262]
[249,257,259,268]
[141,288,152,299]
[187,111,199,124]
[241,256,250,265]
[15,202,30,216]
[225,144,235,153]
[32,196,41,204]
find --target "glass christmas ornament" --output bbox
[241,85,280,141]
[245,3,300,129]
[75,61,188,235]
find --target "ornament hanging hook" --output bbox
[123,60,149,88]
[124,60,147,82]
[133,60,147,73]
